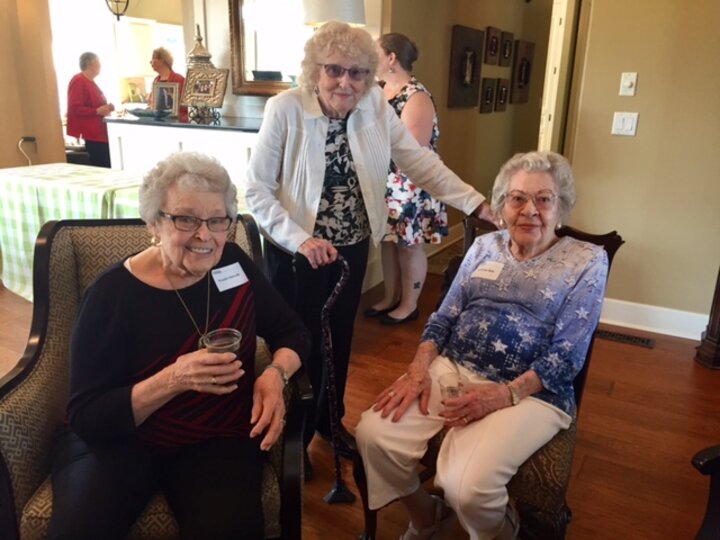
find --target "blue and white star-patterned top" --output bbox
[422,230,609,416]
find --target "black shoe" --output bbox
[363,302,400,318]
[379,308,419,325]
[317,425,357,459]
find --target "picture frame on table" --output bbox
[181,68,229,109]
[152,82,180,117]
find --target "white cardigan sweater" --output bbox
[245,85,485,253]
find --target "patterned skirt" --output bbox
[383,171,448,245]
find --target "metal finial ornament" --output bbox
[105,0,129,20]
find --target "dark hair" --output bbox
[378,33,419,72]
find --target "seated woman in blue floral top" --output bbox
[356,151,609,540]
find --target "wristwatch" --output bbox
[265,363,289,387]
[506,383,520,406]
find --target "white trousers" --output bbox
[356,356,571,540]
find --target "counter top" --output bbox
[106,115,262,133]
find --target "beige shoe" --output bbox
[399,495,456,540]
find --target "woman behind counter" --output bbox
[148,46,187,121]
[365,32,447,325]
[48,152,310,539]
[66,51,115,168]
[245,21,493,474]
[357,151,609,540]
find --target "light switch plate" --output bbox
[611,112,639,136]
[619,72,638,96]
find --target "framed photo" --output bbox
[152,82,180,117]
[510,40,535,104]
[181,68,229,109]
[500,32,514,67]
[495,78,510,112]
[479,78,495,114]
[485,27,501,65]
[447,25,484,108]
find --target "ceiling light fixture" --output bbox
[105,0,130,21]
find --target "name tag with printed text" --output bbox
[471,261,504,281]
[212,263,248,291]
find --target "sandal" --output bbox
[399,495,455,540]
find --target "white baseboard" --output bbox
[364,225,709,341]
[601,298,708,341]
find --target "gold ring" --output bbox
[388,390,395,398]
[462,415,469,424]
[211,376,217,385]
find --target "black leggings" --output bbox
[265,239,369,447]
[48,430,265,540]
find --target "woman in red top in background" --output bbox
[66,52,115,168]
[148,47,187,121]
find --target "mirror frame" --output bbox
[229,0,292,96]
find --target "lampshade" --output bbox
[303,0,366,27]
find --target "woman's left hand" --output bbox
[250,368,286,450]
[440,382,508,427]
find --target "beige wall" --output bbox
[127,0,183,25]
[566,0,720,314]
[387,0,552,202]
[0,1,64,167]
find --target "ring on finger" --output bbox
[388,390,396,398]
[462,415,469,424]
[211,376,217,385]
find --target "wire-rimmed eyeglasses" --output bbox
[504,190,557,211]
[318,63,370,81]
[158,211,232,232]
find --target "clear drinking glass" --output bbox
[199,328,242,353]
[438,372,469,400]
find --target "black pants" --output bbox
[265,239,369,448]
[84,140,111,168]
[48,430,265,540]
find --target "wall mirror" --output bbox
[229,0,313,95]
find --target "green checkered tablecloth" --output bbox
[0,163,142,301]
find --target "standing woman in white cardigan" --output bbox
[245,21,493,473]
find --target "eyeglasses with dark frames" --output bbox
[504,190,558,211]
[158,211,233,232]
[318,63,370,81]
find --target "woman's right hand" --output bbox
[372,368,431,422]
[167,349,244,395]
[297,237,338,269]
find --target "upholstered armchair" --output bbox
[0,216,311,540]
[693,444,720,539]
[353,216,624,540]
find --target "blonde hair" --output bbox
[298,21,378,93]
[152,47,174,69]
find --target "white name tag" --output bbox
[471,261,504,281]
[211,262,248,291]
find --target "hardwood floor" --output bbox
[1,276,717,539]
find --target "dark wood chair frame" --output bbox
[353,216,624,540]
[0,217,312,540]
[693,444,720,539]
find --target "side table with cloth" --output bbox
[0,163,142,301]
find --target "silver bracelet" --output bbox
[264,363,289,386]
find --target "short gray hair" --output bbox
[79,52,98,71]
[139,152,238,225]
[491,151,576,222]
[298,21,378,94]
[152,47,174,68]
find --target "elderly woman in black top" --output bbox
[48,151,310,539]
[246,21,492,469]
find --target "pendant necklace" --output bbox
[166,270,211,349]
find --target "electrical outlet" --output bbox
[21,136,36,143]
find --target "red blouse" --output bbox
[66,73,109,143]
